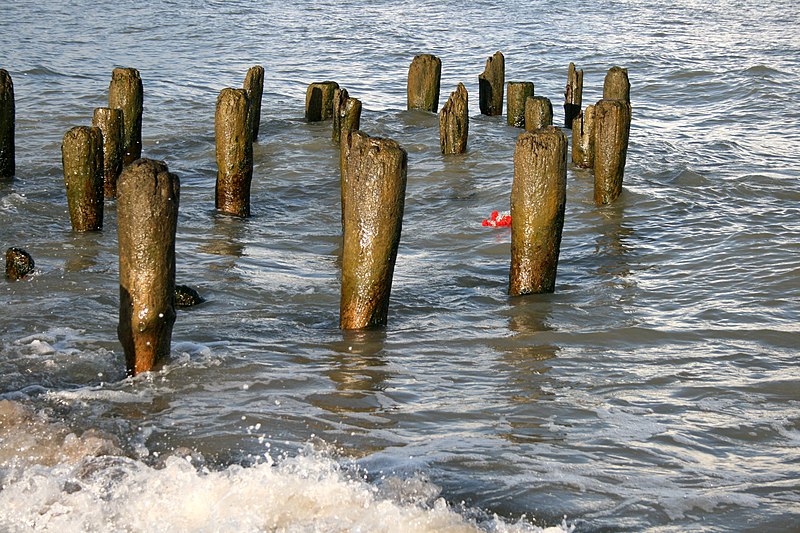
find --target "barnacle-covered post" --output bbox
[593,98,631,205]
[509,127,568,295]
[340,131,407,329]
[332,87,362,144]
[108,67,143,165]
[92,107,124,198]
[62,126,104,231]
[478,51,504,116]
[506,81,534,127]
[117,158,179,375]
[243,65,265,140]
[407,54,441,112]
[439,83,469,154]
[564,62,583,128]
[215,87,252,217]
[305,81,339,122]
[571,105,595,168]
[524,95,553,131]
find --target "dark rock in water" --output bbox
[175,285,205,308]
[5,247,34,280]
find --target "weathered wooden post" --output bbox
[117,158,179,376]
[5,247,34,281]
[332,87,362,144]
[593,99,631,205]
[407,54,441,112]
[439,83,469,154]
[0,69,14,181]
[215,87,252,217]
[478,51,504,116]
[603,66,630,102]
[243,65,264,140]
[305,81,339,122]
[340,131,407,329]
[92,107,124,198]
[571,105,595,168]
[509,126,567,296]
[62,126,104,231]
[524,96,553,131]
[506,81,534,127]
[108,67,143,166]
[564,62,583,128]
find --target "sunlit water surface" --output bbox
[1,1,798,531]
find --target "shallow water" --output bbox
[1,0,799,531]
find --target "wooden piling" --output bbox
[5,247,34,281]
[340,131,407,329]
[62,126,104,231]
[0,69,14,180]
[507,82,534,127]
[117,158,179,376]
[524,95,553,131]
[108,67,143,166]
[593,98,631,205]
[305,81,339,122]
[603,66,630,102]
[407,54,441,113]
[215,88,252,217]
[564,62,583,128]
[478,51,504,116]
[439,83,469,154]
[571,105,595,168]
[92,107,124,198]
[332,87,362,145]
[509,126,568,296]
[243,65,265,141]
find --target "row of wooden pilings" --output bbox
[1,53,631,376]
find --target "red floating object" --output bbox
[481,210,511,227]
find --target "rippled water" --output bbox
[1,0,799,531]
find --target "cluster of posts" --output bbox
[0,53,631,376]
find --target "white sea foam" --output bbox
[0,401,573,533]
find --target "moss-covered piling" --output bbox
[108,68,143,166]
[340,131,407,329]
[510,127,568,295]
[117,158,179,376]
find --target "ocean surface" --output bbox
[1,0,799,531]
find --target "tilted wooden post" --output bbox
[509,126,567,295]
[603,66,630,102]
[215,88,252,217]
[243,65,265,141]
[478,51,504,116]
[571,104,595,168]
[564,62,583,128]
[0,69,14,181]
[506,81,534,127]
[340,131,407,329]
[407,54,441,112]
[439,83,469,154]
[593,99,631,205]
[92,107,124,198]
[524,96,553,131]
[6,247,34,281]
[108,67,143,166]
[62,126,104,231]
[305,81,339,122]
[117,158,179,375]
[332,87,362,144]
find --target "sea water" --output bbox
[1,0,798,531]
